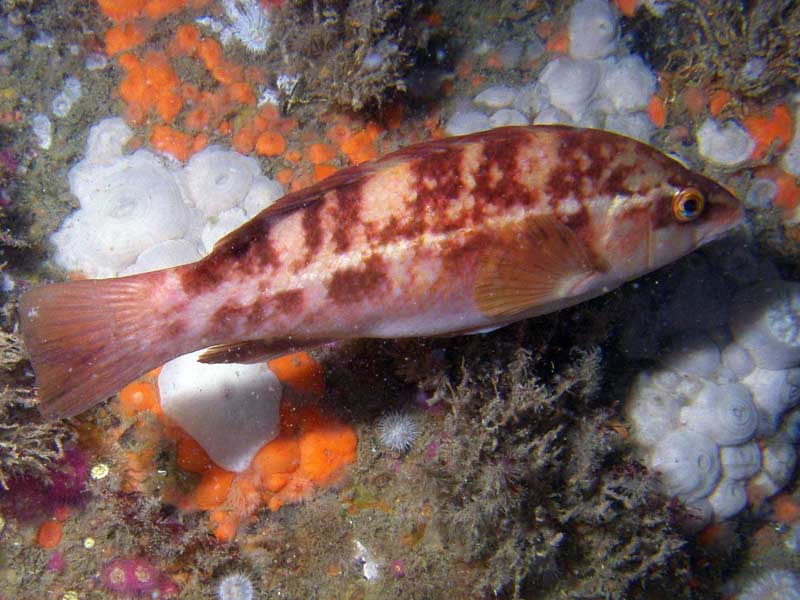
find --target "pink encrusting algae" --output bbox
[19,125,741,421]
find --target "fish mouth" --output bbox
[699,191,744,244]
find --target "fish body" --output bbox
[20,125,741,419]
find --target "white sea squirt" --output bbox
[741,366,800,435]
[696,118,755,167]
[679,381,758,446]
[182,145,261,217]
[55,151,192,278]
[158,351,282,473]
[730,280,800,369]
[538,57,601,123]
[568,0,618,60]
[660,333,721,379]
[719,442,762,480]
[707,476,747,521]
[648,428,721,502]
[756,433,798,494]
[626,373,682,448]
[735,569,800,600]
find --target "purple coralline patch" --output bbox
[101,557,178,597]
[47,551,66,573]
[389,559,406,578]
[1,446,89,521]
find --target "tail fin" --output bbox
[19,273,178,420]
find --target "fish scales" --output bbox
[19,125,742,419]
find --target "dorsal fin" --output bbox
[213,126,544,253]
[474,214,607,318]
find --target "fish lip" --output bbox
[699,202,745,244]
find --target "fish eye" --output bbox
[672,187,706,222]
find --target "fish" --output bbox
[19,125,742,420]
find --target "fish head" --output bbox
[596,149,743,280]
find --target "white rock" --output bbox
[568,0,618,60]
[720,442,762,480]
[696,118,755,167]
[730,280,800,370]
[444,109,492,136]
[707,477,748,521]
[539,57,601,122]
[599,55,657,113]
[183,146,261,217]
[158,350,282,473]
[604,112,655,142]
[649,428,721,502]
[489,108,529,128]
[679,381,758,446]
[121,239,202,276]
[474,85,517,109]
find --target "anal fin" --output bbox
[474,214,608,318]
[198,337,334,364]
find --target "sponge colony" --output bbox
[158,350,282,473]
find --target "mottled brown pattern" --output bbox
[272,289,304,314]
[331,185,363,253]
[302,200,325,264]
[211,302,265,330]
[327,254,388,304]
[180,217,279,295]
[650,193,676,229]
[400,145,466,239]
[472,134,537,214]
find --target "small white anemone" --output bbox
[376,411,419,452]
[217,572,254,600]
[220,0,271,53]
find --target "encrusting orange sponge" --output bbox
[116,352,357,543]
[743,104,794,160]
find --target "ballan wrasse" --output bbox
[20,125,742,420]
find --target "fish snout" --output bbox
[699,186,744,244]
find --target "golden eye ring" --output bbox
[672,187,705,222]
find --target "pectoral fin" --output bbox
[474,215,607,318]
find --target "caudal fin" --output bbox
[19,274,178,420]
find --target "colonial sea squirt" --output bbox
[20,125,742,420]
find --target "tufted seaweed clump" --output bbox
[625,0,800,100]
